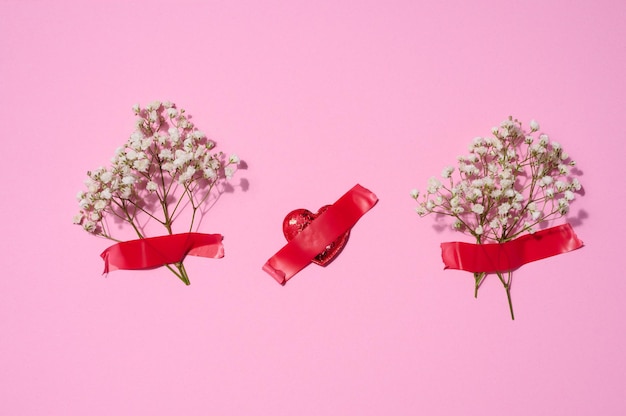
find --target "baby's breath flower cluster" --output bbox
[411,117,581,319]
[73,101,240,284]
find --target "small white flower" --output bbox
[459,164,477,175]
[179,166,196,183]
[84,178,99,193]
[207,158,220,170]
[133,158,150,172]
[475,225,484,235]
[183,138,194,151]
[148,100,161,110]
[540,176,553,187]
[498,203,511,216]
[410,189,419,199]
[169,128,180,144]
[173,150,193,168]
[500,179,513,189]
[427,177,442,193]
[191,145,204,159]
[471,204,485,215]
[122,175,136,185]
[475,146,488,155]
[415,205,427,216]
[159,149,173,160]
[506,148,516,159]
[100,189,112,200]
[471,179,484,188]
[83,221,96,233]
[99,171,112,184]
[156,133,168,145]
[162,162,175,173]
[146,181,158,192]
[72,213,84,224]
[120,187,132,199]
[203,168,217,179]
[440,166,454,178]
[126,149,139,160]
[130,129,144,141]
[94,200,107,211]
[468,187,482,200]
[530,120,540,131]
[229,154,240,164]
[190,131,205,140]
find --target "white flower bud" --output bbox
[529,120,540,131]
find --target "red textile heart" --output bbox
[282,205,350,266]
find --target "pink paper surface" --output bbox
[1,1,625,415]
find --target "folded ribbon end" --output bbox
[262,262,287,286]
[187,234,225,259]
[100,251,111,275]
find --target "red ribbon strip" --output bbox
[440,223,583,273]
[100,232,224,273]
[262,184,379,285]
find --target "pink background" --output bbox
[2,1,625,414]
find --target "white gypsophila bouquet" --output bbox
[411,117,582,319]
[73,101,239,284]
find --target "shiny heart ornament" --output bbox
[282,205,350,266]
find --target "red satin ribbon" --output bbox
[440,223,583,273]
[263,184,379,285]
[101,233,224,273]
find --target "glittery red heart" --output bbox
[282,205,350,266]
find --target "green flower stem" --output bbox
[165,262,190,285]
[474,272,486,298]
[496,271,515,320]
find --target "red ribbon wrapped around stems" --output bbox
[100,232,224,273]
[440,223,583,273]
[263,184,378,285]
